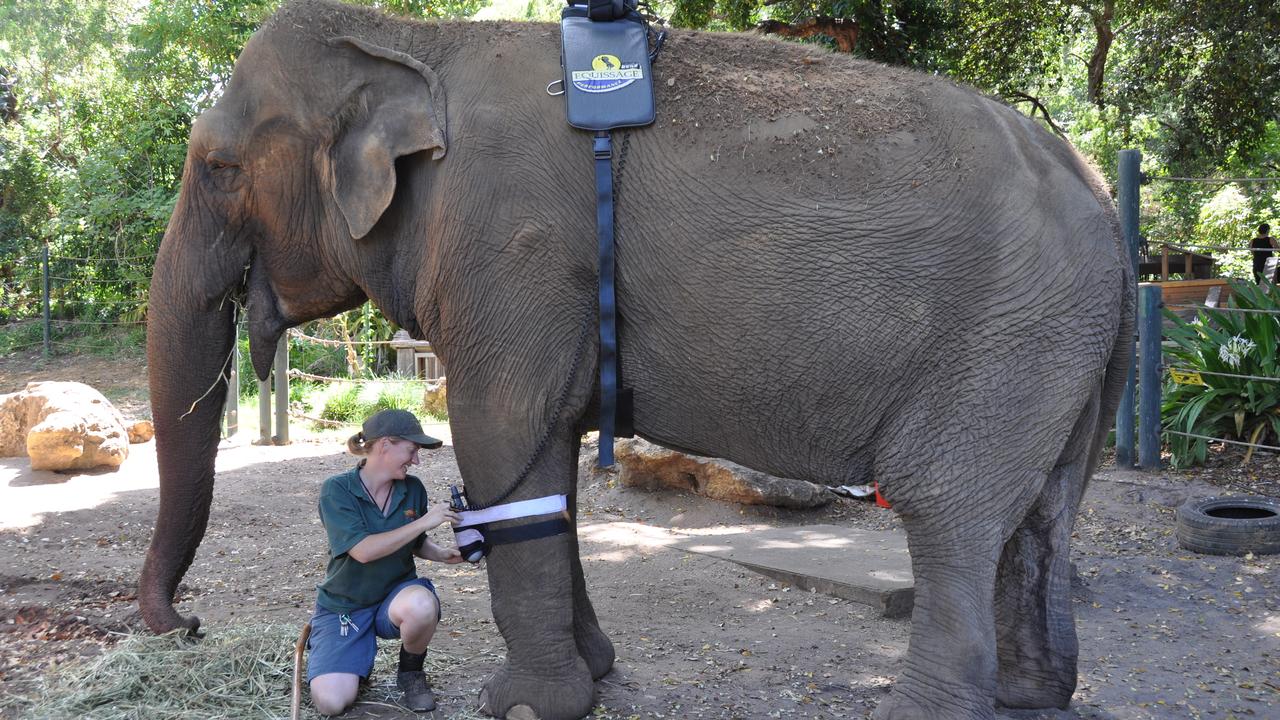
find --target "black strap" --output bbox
[483,516,571,546]
[595,131,620,467]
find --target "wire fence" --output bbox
[228,325,445,442]
[1114,149,1280,468]
[1146,175,1280,184]
[1,248,150,357]
[1157,292,1280,460]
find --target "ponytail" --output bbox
[346,431,370,456]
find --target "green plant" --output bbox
[1161,280,1280,466]
[317,378,430,426]
[0,320,45,354]
[320,383,364,423]
[365,378,424,413]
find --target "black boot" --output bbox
[397,646,434,712]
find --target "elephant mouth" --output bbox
[244,256,290,381]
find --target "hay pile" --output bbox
[2,622,479,719]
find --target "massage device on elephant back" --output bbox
[449,485,487,563]
[557,0,657,131]
[554,0,661,466]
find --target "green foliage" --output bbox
[0,320,44,355]
[320,383,366,423]
[317,378,431,425]
[1161,281,1280,467]
[1194,186,1256,280]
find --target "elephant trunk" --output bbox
[138,207,245,634]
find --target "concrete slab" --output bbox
[670,524,914,618]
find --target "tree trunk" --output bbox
[1085,0,1116,107]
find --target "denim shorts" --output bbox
[306,577,439,682]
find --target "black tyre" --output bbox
[1175,495,1280,556]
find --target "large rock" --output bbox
[0,381,134,471]
[611,438,831,509]
[421,378,447,420]
[127,420,155,443]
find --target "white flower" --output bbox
[1218,335,1257,369]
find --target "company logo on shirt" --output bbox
[404,509,417,519]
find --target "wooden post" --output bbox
[274,335,289,445]
[258,376,272,445]
[1115,149,1141,468]
[391,330,417,375]
[1138,284,1163,470]
[1160,244,1169,281]
[41,245,50,358]
[224,325,239,437]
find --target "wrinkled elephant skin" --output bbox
[141,2,1135,719]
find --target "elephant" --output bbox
[139,1,1135,718]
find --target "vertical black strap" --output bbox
[594,131,618,467]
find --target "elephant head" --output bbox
[140,12,448,635]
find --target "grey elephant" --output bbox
[139,1,1135,718]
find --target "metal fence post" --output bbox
[224,325,239,437]
[274,334,289,445]
[41,245,50,358]
[1115,149,1141,467]
[1138,284,1163,470]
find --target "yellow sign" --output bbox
[1169,369,1207,386]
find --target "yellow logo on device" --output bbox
[592,54,622,70]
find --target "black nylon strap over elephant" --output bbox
[559,3,655,130]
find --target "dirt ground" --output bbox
[1,351,1278,719]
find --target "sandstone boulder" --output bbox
[422,378,447,420]
[610,438,831,509]
[0,381,135,471]
[128,420,155,443]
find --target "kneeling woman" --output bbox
[308,409,461,715]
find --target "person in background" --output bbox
[307,409,461,715]
[1251,223,1276,283]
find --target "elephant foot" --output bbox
[873,688,995,720]
[478,658,594,720]
[573,619,614,680]
[996,673,1074,710]
[138,593,202,636]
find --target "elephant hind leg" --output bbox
[994,395,1100,709]
[872,469,1047,720]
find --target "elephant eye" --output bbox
[205,150,239,171]
[204,150,245,194]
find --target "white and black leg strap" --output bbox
[456,494,571,547]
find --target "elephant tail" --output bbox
[1085,253,1137,482]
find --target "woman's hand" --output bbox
[419,539,464,564]
[420,503,460,531]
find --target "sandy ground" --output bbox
[1,352,1278,719]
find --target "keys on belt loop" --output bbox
[339,613,360,637]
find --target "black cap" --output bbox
[361,409,443,449]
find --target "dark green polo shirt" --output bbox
[316,465,431,613]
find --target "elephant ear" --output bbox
[328,36,447,240]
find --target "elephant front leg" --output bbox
[480,531,596,720]
[569,513,614,679]
[453,401,598,719]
